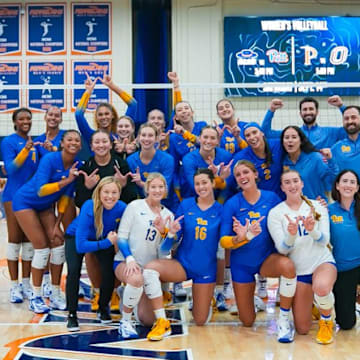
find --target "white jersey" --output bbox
[268,199,334,275]
[115,199,174,266]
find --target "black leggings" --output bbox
[333,265,360,330]
[65,235,115,313]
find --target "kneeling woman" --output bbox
[268,169,336,345]
[114,173,174,339]
[143,168,223,341]
[13,130,81,314]
[65,176,126,331]
[220,160,297,343]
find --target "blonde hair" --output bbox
[281,169,321,221]
[144,172,168,198]
[92,176,122,239]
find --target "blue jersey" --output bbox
[35,130,66,158]
[331,136,360,179]
[1,133,38,202]
[329,201,360,272]
[220,190,281,268]
[218,120,247,155]
[73,199,126,254]
[261,109,346,149]
[230,139,284,197]
[283,151,338,199]
[182,147,233,201]
[12,151,80,212]
[174,197,222,279]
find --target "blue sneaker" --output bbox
[277,318,295,343]
[216,291,228,312]
[19,283,33,300]
[118,319,139,339]
[42,281,52,298]
[10,284,23,303]
[29,296,50,314]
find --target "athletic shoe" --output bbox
[316,319,334,344]
[277,318,295,343]
[254,295,266,312]
[67,313,80,332]
[10,284,23,303]
[257,279,268,299]
[118,319,139,339]
[50,291,67,310]
[229,303,238,315]
[147,318,171,341]
[163,290,173,306]
[223,282,234,300]
[19,283,33,300]
[174,282,187,298]
[42,281,52,298]
[110,290,120,312]
[29,296,50,314]
[97,310,112,324]
[91,292,100,312]
[216,291,228,312]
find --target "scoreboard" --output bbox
[224,16,360,97]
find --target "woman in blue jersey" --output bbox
[65,176,126,331]
[330,170,360,330]
[221,160,297,343]
[231,122,283,197]
[1,108,38,304]
[75,72,137,151]
[127,123,175,210]
[182,126,233,202]
[12,130,81,314]
[215,98,248,155]
[281,126,338,200]
[142,168,222,341]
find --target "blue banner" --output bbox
[27,4,66,55]
[224,16,360,96]
[72,61,110,110]
[28,62,65,111]
[0,62,20,112]
[0,5,20,55]
[72,3,111,54]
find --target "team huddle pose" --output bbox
[2,72,360,347]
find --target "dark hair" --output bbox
[12,107,32,131]
[194,168,215,182]
[281,125,317,154]
[95,102,118,133]
[60,129,81,150]
[244,126,273,167]
[216,98,234,111]
[90,129,111,144]
[175,101,193,112]
[343,105,360,115]
[45,106,62,119]
[299,97,319,111]
[332,169,360,230]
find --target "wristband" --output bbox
[126,255,135,264]
[245,230,255,241]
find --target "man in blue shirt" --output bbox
[261,96,346,149]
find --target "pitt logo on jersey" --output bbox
[331,214,343,224]
[341,145,351,153]
[143,172,149,178]
[196,217,208,226]
[225,136,234,142]
[248,211,260,219]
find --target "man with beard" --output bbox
[261,96,346,149]
[329,106,360,178]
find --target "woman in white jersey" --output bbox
[114,173,174,339]
[267,169,336,345]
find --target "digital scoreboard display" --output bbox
[224,16,360,96]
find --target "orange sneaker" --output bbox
[147,318,171,341]
[316,319,334,345]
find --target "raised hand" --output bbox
[319,148,332,160]
[327,95,343,108]
[207,157,218,176]
[213,120,225,138]
[113,166,130,187]
[84,72,98,93]
[284,214,300,236]
[303,209,316,232]
[25,136,34,150]
[248,216,265,237]
[67,162,79,182]
[78,168,99,189]
[168,215,184,235]
[167,71,179,87]
[130,167,143,187]
[232,216,249,243]
[125,139,137,154]
[153,212,170,234]
[113,135,125,153]
[269,98,283,112]
[100,72,114,88]
[219,159,234,180]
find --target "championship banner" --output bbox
[26,3,66,55]
[72,3,111,55]
[0,62,20,113]
[27,61,66,112]
[0,5,21,55]
[224,16,360,96]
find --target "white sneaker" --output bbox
[257,279,268,299]
[19,283,33,300]
[42,281,52,298]
[254,295,266,312]
[277,318,295,343]
[229,303,238,315]
[223,283,234,300]
[50,292,67,310]
[10,284,23,303]
[118,319,139,339]
[174,282,187,297]
[29,296,50,314]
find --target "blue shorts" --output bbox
[175,257,216,284]
[231,263,261,283]
[297,262,337,284]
